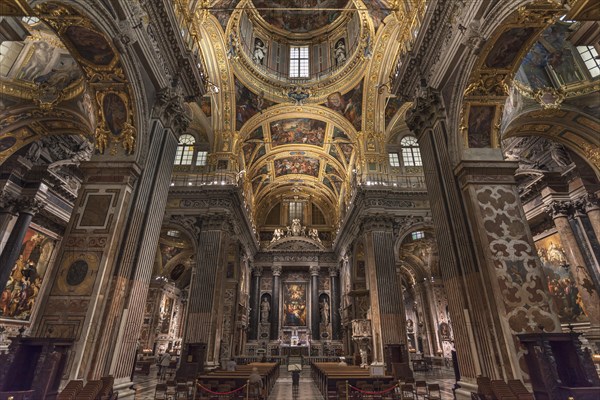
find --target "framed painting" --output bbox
[283,283,307,326]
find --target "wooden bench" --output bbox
[197,362,279,399]
[311,362,395,399]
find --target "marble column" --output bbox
[362,216,407,364]
[0,192,17,252]
[270,265,282,340]
[330,266,341,340]
[0,197,44,287]
[248,265,262,341]
[580,194,600,242]
[310,265,320,340]
[547,200,600,343]
[406,87,561,392]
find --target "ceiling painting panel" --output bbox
[269,118,326,148]
[274,155,320,177]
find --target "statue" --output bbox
[260,298,270,323]
[253,38,267,65]
[334,39,347,66]
[271,228,283,243]
[308,228,321,243]
[289,218,302,236]
[320,298,330,325]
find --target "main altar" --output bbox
[244,220,343,357]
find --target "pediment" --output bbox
[266,236,326,252]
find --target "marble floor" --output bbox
[129,364,457,399]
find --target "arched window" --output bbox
[400,136,422,167]
[174,134,195,165]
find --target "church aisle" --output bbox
[267,366,324,400]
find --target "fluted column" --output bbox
[362,216,406,364]
[248,265,262,341]
[270,265,282,340]
[547,200,600,342]
[330,266,341,340]
[406,87,561,391]
[0,197,44,287]
[310,265,320,340]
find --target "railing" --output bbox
[357,173,427,190]
[170,172,240,187]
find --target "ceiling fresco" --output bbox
[321,81,363,131]
[252,0,348,33]
[235,78,276,130]
[516,22,588,90]
[270,119,326,147]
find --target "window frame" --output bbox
[290,46,310,78]
[174,134,196,165]
[400,136,422,167]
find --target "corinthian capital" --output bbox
[545,200,572,219]
[16,197,45,215]
[0,191,17,212]
[574,193,600,213]
[153,86,191,134]
[309,265,320,276]
[405,85,445,135]
[272,265,282,276]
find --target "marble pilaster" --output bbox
[362,216,406,364]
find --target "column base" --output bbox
[114,378,136,399]
[454,379,478,400]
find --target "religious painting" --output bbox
[253,0,346,33]
[160,296,174,334]
[283,283,307,326]
[485,27,535,69]
[274,156,320,177]
[235,79,274,130]
[385,97,403,128]
[338,143,353,164]
[65,25,115,65]
[535,233,587,324]
[33,53,81,90]
[332,127,350,141]
[0,228,56,321]
[467,105,495,148]
[329,144,343,165]
[160,243,184,268]
[102,93,128,136]
[211,0,240,30]
[517,42,554,90]
[439,322,451,341]
[269,119,326,147]
[323,82,363,130]
[199,96,212,117]
[365,0,392,30]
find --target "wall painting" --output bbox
[274,156,320,177]
[535,233,588,324]
[269,118,326,147]
[0,228,56,320]
[283,283,307,326]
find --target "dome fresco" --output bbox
[252,0,349,32]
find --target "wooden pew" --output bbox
[197,362,279,399]
[311,362,395,399]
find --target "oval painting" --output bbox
[0,137,17,152]
[66,260,89,286]
[103,93,127,136]
[65,25,115,65]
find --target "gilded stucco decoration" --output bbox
[27,2,140,156]
[460,0,566,151]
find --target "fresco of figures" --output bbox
[517,22,585,90]
[0,228,56,320]
[535,233,588,323]
[323,82,363,130]
[270,119,326,147]
[236,79,275,130]
[274,155,320,177]
[253,0,347,32]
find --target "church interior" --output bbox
[0,0,599,399]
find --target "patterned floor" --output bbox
[129,364,457,399]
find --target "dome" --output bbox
[252,0,350,33]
